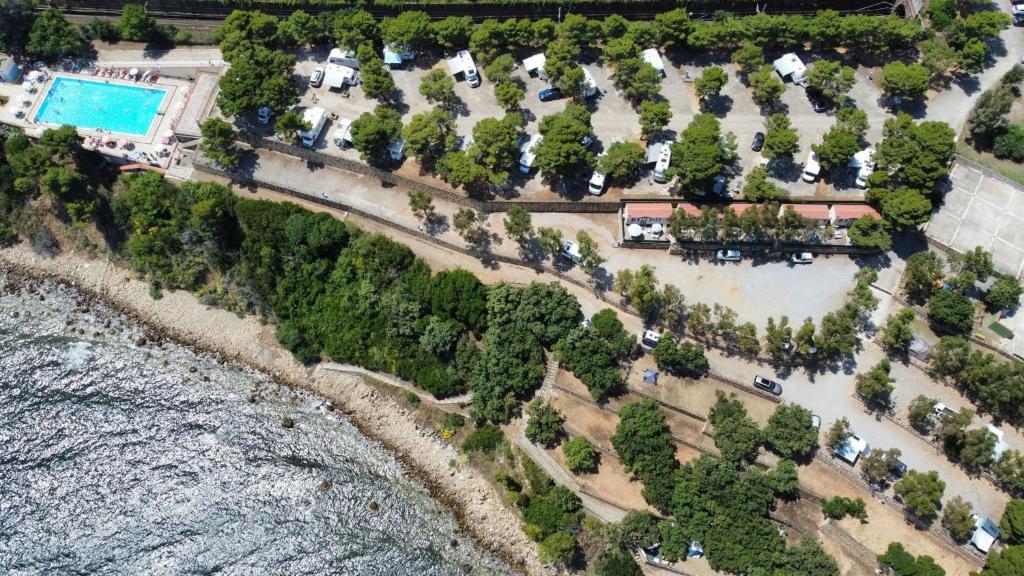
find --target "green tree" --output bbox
[856,359,895,411]
[503,205,533,244]
[538,530,576,565]
[217,45,299,116]
[357,45,397,102]
[872,187,933,229]
[695,66,728,100]
[419,68,456,109]
[986,276,1024,311]
[880,308,915,354]
[731,41,764,76]
[939,495,976,541]
[749,64,785,107]
[908,395,938,432]
[653,337,709,376]
[861,447,902,487]
[970,84,1015,140]
[494,81,526,111]
[812,125,861,171]
[950,246,994,282]
[709,391,761,463]
[331,9,379,51]
[274,109,311,143]
[525,399,565,447]
[594,546,643,576]
[994,125,1024,161]
[275,11,323,48]
[928,290,975,335]
[611,399,675,473]
[903,251,944,303]
[576,231,604,275]
[199,119,241,169]
[875,114,956,192]
[614,265,660,319]
[536,227,563,260]
[762,113,800,159]
[763,403,819,460]
[350,106,404,162]
[639,100,672,139]
[430,16,473,50]
[826,417,851,450]
[742,166,788,201]
[670,114,724,189]
[117,4,158,42]
[894,470,945,522]
[849,215,892,251]
[877,542,946,576]
[535,105,595,178]
[976,545,1024,576]
[920,38,958,78]
[764,316,793,359]
[961,427,998,470]
[26,9,87,61]
[403,108,455,165]
[881,61,931,101]
[39,125,82,160]
[806,60,855,103]
[821,496,868,520]
[381,10,431,51]
[598,141,646,181]
[562,435,598,473]
[1000,499,1024,545]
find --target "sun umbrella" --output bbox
[163,129,175,139]
[129,68,139,77]
[118,138,131,149]
[26,71,40,82]
[18,95,31,107]
[8,106,23,118]
[627,223,644,238]
[22,80,35,92]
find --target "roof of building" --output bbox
[522,53,547,72]
[832,204,881,220]
[785,203,830,220]
[971,515,1000,553]
[909,336,933,359]
[447,50,476,76]
[773,53,806,77]
[675,202,703,217]
[727,202,757,215]
[626,203,674,220]
[642,48,664,70]
[834,434,869,464]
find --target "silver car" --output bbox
[753,375,783,395]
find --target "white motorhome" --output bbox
[522,53,548,80]
[300,107,327,147]
[447,50,480,87]
[581,66,598,98]
[519,133,543,173]
[848,148,875,188]
[642,48,665,77]
[332,118,353,148]
[773,53,807,84]
[324,48,359,90]
[652,143,672,183]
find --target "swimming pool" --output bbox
[34,77,167,136]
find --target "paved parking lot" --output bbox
[926,162,1024,277]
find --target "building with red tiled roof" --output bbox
[625,203,674,225]
[830,204,882,227]
[783,204,830,226]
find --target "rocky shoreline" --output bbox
[0,243,550,576]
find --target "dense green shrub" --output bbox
[462,424,504,454]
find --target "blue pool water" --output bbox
[35,77,167,136]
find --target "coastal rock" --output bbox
[368,501,380,512]
[281,416,295,429]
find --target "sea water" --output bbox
[0,275,515,576]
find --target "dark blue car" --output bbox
[538,87,563,102]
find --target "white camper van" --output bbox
[519,134,543,173]
[642,48,665,77]
[300,107,327,147]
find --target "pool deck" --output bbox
[0,70,192,170]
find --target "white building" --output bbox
[0,54,20,83]
[642,48,665,77]
[773,53,807,84]
[970,515,1000,553]
[834,434,869,465]
[299,107,327,147]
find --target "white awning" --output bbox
[324,64,355,89]
[522,53,546,73]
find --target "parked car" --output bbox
[802,152,821,183]
[933,402,958,418]
[640,330,662,351]
[753,375,783,395]
[560,240,581,263]
[712,175,729,197]
[716,249,741,262]
[1013,1,1024,16]
[751,131,765,152]
[806,87,831,113]
[811,414,821,429]
[538,87,564,102]
[309,67,325,88]
[588,170,607,195]
[790,252,814,264]
[257,106,271,125]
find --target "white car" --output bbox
[588,170,607,195]
[560,240,582,264]
[811,415,821,429]
[716,250,741,262]
[802,152,821,182]
[1013,1,1024,15]
[640,330,662,350]
[790,252,813,264]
